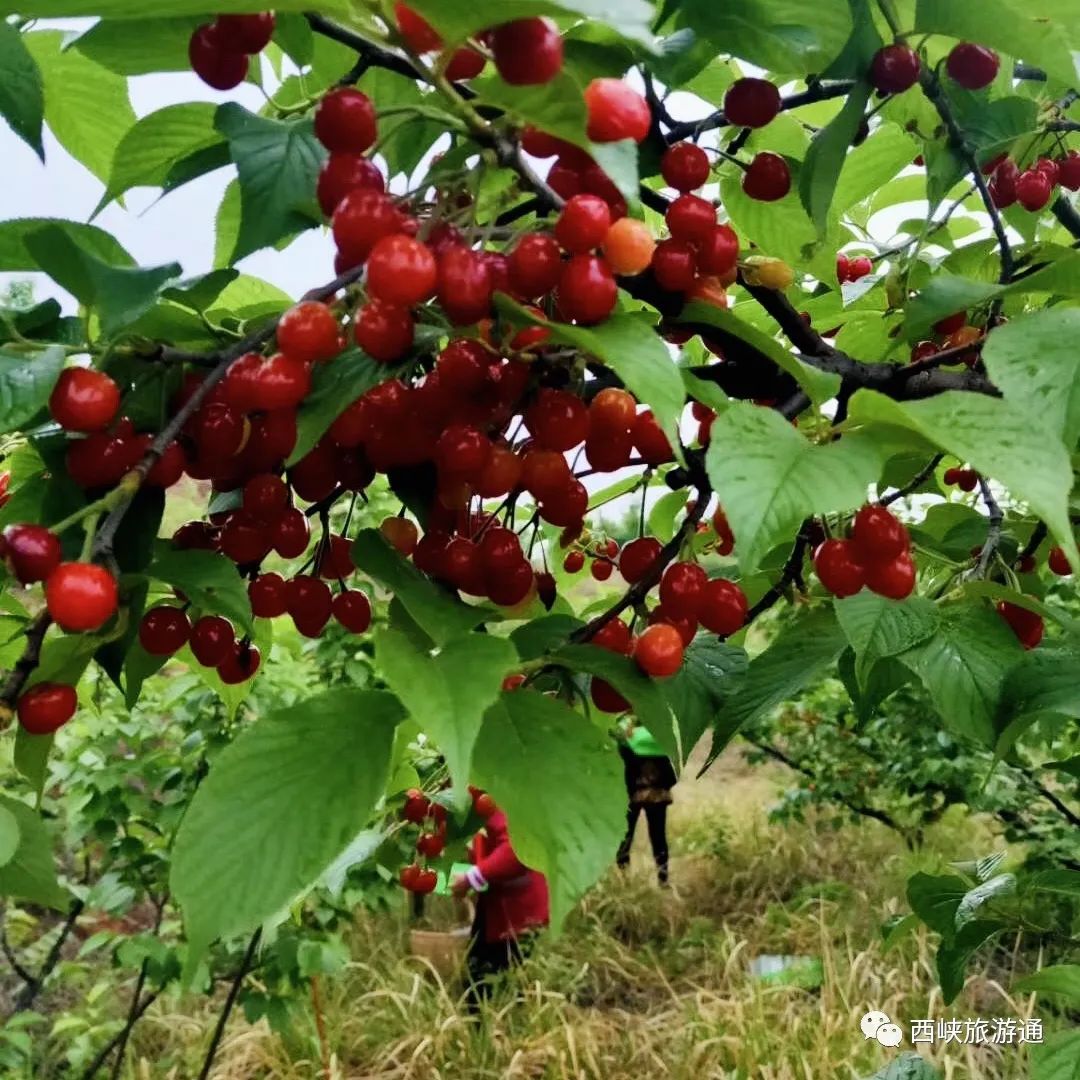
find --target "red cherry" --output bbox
[16,683,78,735]
[436,246,493,325]
[444,45,486,81]
[712,508,735,556]
[316,535,355,581]
[218,641,261,683]
[633,623,684,678]
[1048,546,1072,576]
[648,605,695,647]
[956,469,979,493]
[665,194,717,243]
[2,524,60,584]
[696,224,739,276]
[813,539,864,598]
[289,442,338,502]
[242,473,289,524]
[249,573,288,618]
[946,43,999,89]
[591,558,613,582]
[354,299,414,363]
[585,78,651,143]
[527,389,589,452]
[403,864,438,893]
[434,424,491,478]
[145,442,186,488]
[743,152,791,202]
[314,88,377,154]
[317,154,384,217]
[556,254,616,324]
[870,44,921,94]
[848,256,873,280]
[933,311,967,336]
[332,590,372,633]
[589,387,637,434]
[188,24,248,90]
[45,562,118,632]
[138,606,191,656]
[660,561,707,619]
[1059,151,1080,192]
[538,479,588,527]
[619,537,662,584]
[213,12,274,53]
[547,157,584,200]
[251,354,311,412]
[522,449,571,499]
[277,301,341,364]
[49,367,120,433]
[402,789,430,823]
[491,17,563,86]
[836,253,851,283]
[584,427,632,471]
[724,78,781,128]
[1015,170,1052,212]
[508,233,563,299]
[563,549,585,573]
[273,508,310,558]
[555,194,611,254]
[366,235,437,306]
[380,517,418,557]
[863,551,916,600]
[332,189,403,263]
[1035,157,1060,186]
[996,600,1043,649]
[478,527,523,572]
[394,2,441,52]
[851,505,908,563]
[661,141,709,192]
[190,615,235,666]
[632,410,673,466]
[651,238,697,291]
[591,677,630,713]
[698,579,747,636]
[287,574,333,631]
[219,512,272,565]
[592,616,632,654]
[416,831,445,858]
[486,559,534,606]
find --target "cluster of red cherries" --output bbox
[398,784,495,893]
[188,13,275,91]
[836,253,873,284]
[813,505,916,602]
[984,150,1080,213]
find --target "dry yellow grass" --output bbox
[123,746,1043,1080]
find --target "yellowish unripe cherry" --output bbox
[742,255,794,290]
[601,217,656,275]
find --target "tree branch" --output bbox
[974,477,1004,579]
[746,520,814,622]
[12,898,85,1013]
[1050,195,1080,242]
[880,454,943,507]
[0,610,52,717]
[80,990,161,1080]
[197,929,261,1080]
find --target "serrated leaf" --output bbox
[171,689,402,951]
[288,350,387,466]
[100,102,225,211]
[215,103,325,263]
[0,22,44,159]
[955,873,1015,929]
[834,123,918,218]
[906,871,968,938]
[799,81,871,233]
[0,346,64,431]
[705,402,883,573]
[834,591,939,688]
[376,627,519,807]
[147,544,254,635]
[0,805,18,868]
[0,217,133,271]
[995,648,1080,742]
[937,919,1000,1004]
[1029,1029,1080,1080]
[705,606,847,767]
[24,30,134,185]
[509,614,582,660]
[647,488,688,543]
[1015,965,1080,1004]
[71,17,200,74]
[351,529,487,646]
[0,796,68,909]
[661,638,748,761]
[848,389,1079,572]
[5,0,355,15]
[473,690,624,928]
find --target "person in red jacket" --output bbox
[451,802,549,1002]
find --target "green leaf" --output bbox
[937,919,1000,1004]
[906,871,968,938]
[0,22,44,159]
[647,488,688,543]
[705,402,883,574]
[0,346,64,431]
[72,17,200,74]
[863,1053,942,1080]
[834,591,939,688]
[495,297,686,457]
[848,389,1079,571]
[661,638,748,760]
[1015,965,1080,1004]
[0,217,133,271]
[589,140,639,206]
[406,0,655,46]
[680,301,841,404]
[914,0,1077,87]
[473,690,624,928]
[509,614,582,660]
[0,796,68,909]
[706,607,848,765]
[838,650,912,721]
[288,350,386,466]
[552,643,681,763]
[24,225,181,339]
[147,545,254,635]
[981,309,1080,448]
[178,618,272,719]
[100,103,225,211]
[995,649,1080,740]
[24,30,135,185]
[473,71,589,150]
[171,689,403,951]
[0,805,18,868]
[13,729,52,801]
[799,81,871,233]
[214,103,325,263]
[899,604,1022,746]
[1030,1029,1080,1080]
[955,873,1015,928]
[5,0,355,16]
[351,529,487,646]
[375,627,519,807]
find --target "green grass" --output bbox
[117,748,1043,1078]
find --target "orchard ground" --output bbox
[17,740,1038,1080]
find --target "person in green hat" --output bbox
[615,718,677,885]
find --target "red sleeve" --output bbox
[475,813,528,883]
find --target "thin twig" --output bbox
[974,477,1004,578]
[746,521,814,622]
[880,454,944,507]
[0,610,52,715]
[1016,521,1048,567]
[0,908,36,985]
[80,991,161,1080]
[197,929,261,1080]
[109,960,149,1080]
[12,898,85,1012]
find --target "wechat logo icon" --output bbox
[861,1010,905,1048]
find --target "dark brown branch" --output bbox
[197,929,261,1080]
[1051,195,1080,242]
[80,991,161,1080]
[880,454,943,507]
[0,908,36,985]
[974,477,1004,578]
[746,521,814,622]
[494,197,540,227]
[0,610,52,715]
[305,14,422,82]
[1016,521,1047,566]
[12,898,85,1013]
